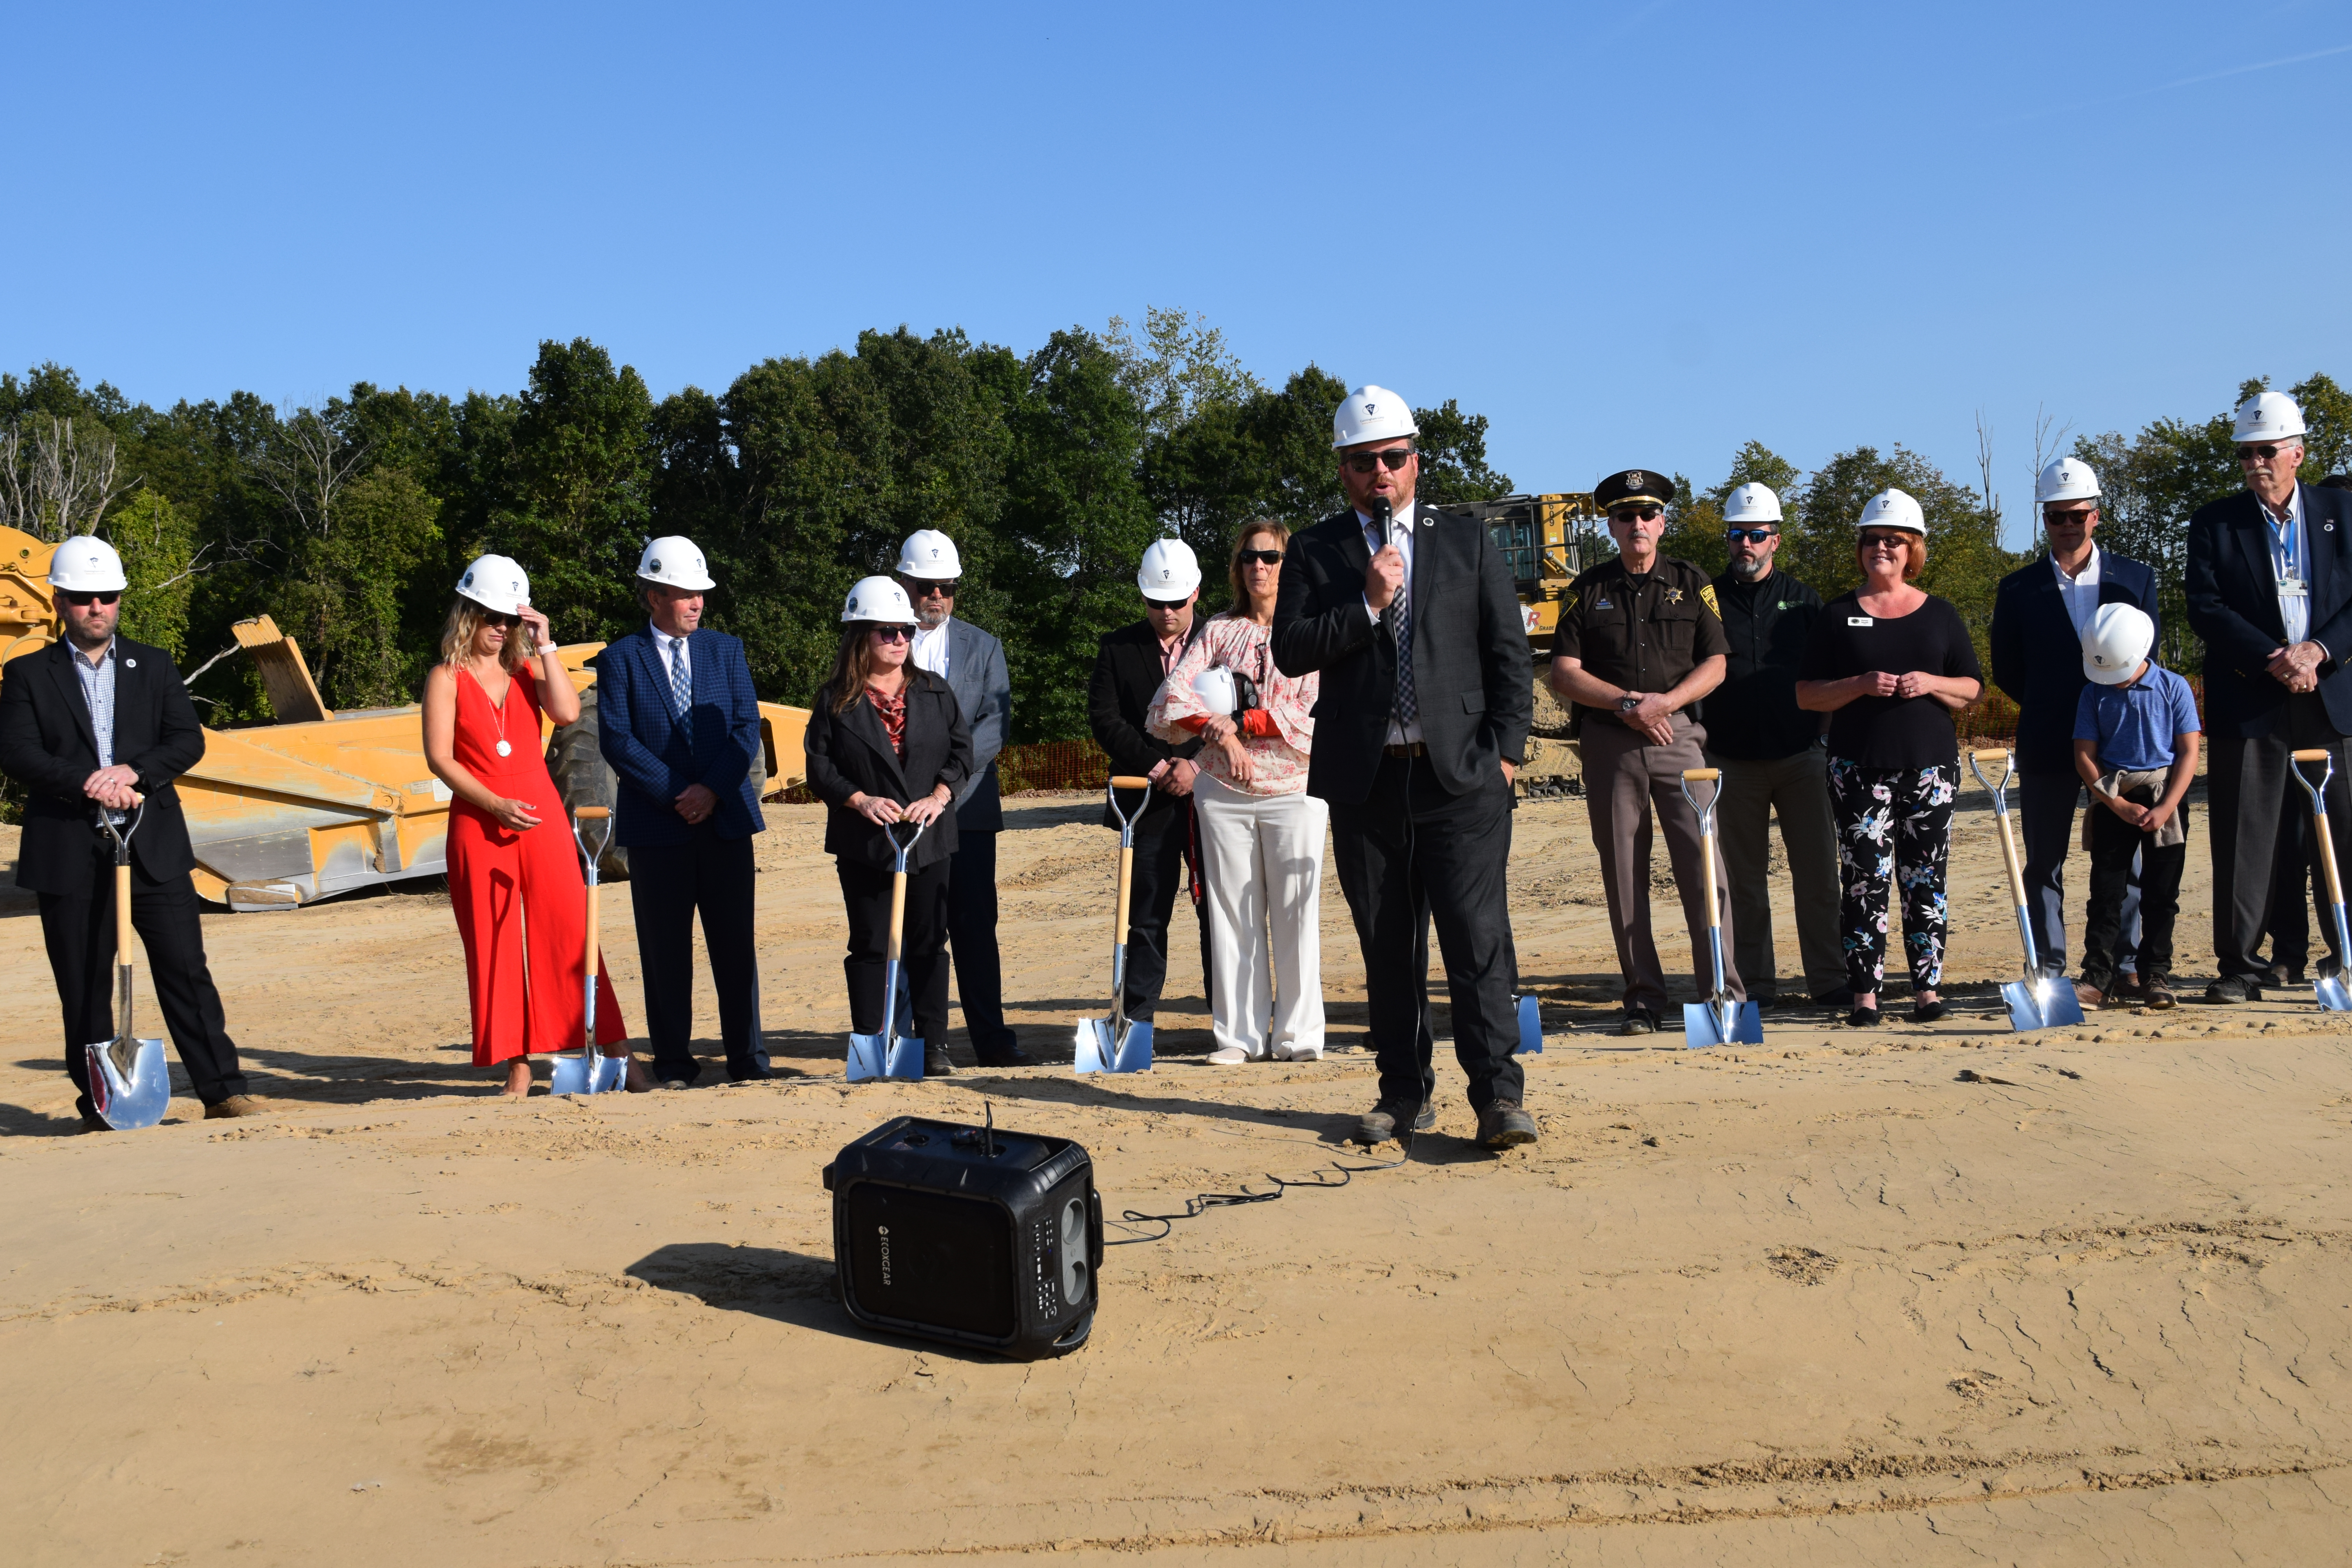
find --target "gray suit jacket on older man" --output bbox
[938,617,1011,832]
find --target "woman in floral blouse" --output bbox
[1149,521,1325,1062]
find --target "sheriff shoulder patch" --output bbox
[1699,583,1721,617]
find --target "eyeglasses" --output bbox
[2238,444,2295,463]
[1237,549,1285,566]
[1342,448,1415,474]
[61,590,121,607]
[870,625,912,642]
[1725,528,1778,544]
[1858,532,1910,551]
[1143,595,1190,611]
[904,578,958,597]
[2043,506,2096,525]
[1610,505,1663,523]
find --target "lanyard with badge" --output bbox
[2270,504,2308,602]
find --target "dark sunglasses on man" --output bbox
[1236,549,1285,566]
[1610,505,1664,524]
[2043,506,2096,525]
[903,578,958,597]
[1724,528,1778,544]
[2237,444,2294,463]
[1342,448,1414,475]
[61,590,122,608]
[1143,595,1190,611]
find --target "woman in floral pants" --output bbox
[1797,490,1984,1025]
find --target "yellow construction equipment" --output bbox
[0,533,810,911]
[1446,494,1604,652]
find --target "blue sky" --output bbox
[9,2,2349,545]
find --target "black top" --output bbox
[802,670,972,872]
[1799,591,1984,769]
[1552,555,1728,729]
[1087,617,1207,830]
[2186,484,2352,740]
[1700,568,1826,761]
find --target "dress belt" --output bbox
[1382,741,1428,757]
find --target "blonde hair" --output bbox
[438,597,536,672]
[1224,518,1291,614]
[1856,532,1927,582]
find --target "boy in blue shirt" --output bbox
[2072,604,2200,1010]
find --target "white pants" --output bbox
[1193,776,1327,1060]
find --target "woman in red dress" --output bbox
[422,554,644,1096]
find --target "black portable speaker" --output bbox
[822,1114,1102,1358]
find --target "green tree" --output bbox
[497,339,653,646]
[106,489,197,661]
[1412,399,1512,508]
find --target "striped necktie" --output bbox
[1371,512,1417,726]
[667,638,691,719]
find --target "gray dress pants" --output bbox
[1706,745,1845,1001]
[1583,714,1741,1015]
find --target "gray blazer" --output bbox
[939,617,1010,831]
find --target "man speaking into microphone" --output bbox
[1272,386,1534,1150]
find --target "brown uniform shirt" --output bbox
[1553,555,1728,729]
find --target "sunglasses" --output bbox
[904,578,958,597]
[1859,532,1911,550]
[870,625,912,642]
[61,590,122,607]
[1610,505,1664,523]
[1725,528,1777,544]
[1342,448,1415,474]
[1237,549,1285,566]
[1143,595,1190,611]
[486,612,523,628]
[2238,444,2295,462]
[2043,506,2096,524]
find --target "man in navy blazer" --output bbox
[597,535,769,1083]
[2186,392,2352,1001]
[1989,457,2161,996]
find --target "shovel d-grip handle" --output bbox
[2292,750,2347,910]
[884,818,926,964]
[1680,769,1723,933]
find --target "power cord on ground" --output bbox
[1105,1131,1416,1245]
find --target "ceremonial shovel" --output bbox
[1678,769,1762,1046]
[848,819,927,1082]
[1076,776,1155,1074]
[551,806,629,1094]
[2288,749,2352,1012]
[1967,748,2086,1031]
[84,795,171,1130]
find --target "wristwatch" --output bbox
[1616,695,1642,715]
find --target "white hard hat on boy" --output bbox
[2233,391,2307,444]
[456,553,530,615]
[48,534,129,593]
[2082,603,2156,686]
[1331,385,1418,449]
[2035,457,2102,506]
[895,529,963,580]
[842,575,918,625]
[637,535,715,591]
[1724,483,1782,524]
[1858,488,1927,535]
[1137,538,1201,599]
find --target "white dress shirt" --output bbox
[2052,542,2102,640]
[650,621,691,690]
[2259,483,2314,650]
[1357,501,1423,746]
[912,619,952,678]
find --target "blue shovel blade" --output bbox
[85,1037,170,1129]
[1109,1019,1154,1074]
[1515,994,1543,1054]
[1682,1000,1762,1047]
[847,1033,887,1083]
[550,1053,628,1094]
[2317,975,2352,1012]
[1073,1020,1112,1074]
[883,1034,926,1081]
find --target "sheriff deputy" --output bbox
[1548,468,1744,1034]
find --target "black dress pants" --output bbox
[2265,808,2313,973]
[628,831,766,1083]
[1121,793,1212,1022]
[39,849,246,1107]
[946,831,1018,1058]
[2210,694,2352,980]
[2082,794,2186,988]
[1329,752,1523,1114]
[840,857,953,1044]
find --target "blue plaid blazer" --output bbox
[596,625,767,846]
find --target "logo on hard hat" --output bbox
[649,558,662,572]
[462,571,474,586]
[849,594,860,612]
[1363,401,1376,416]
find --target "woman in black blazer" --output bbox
[804,577,974,1074]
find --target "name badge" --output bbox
[1847,615,1873,626]
[2280,577,2310,599]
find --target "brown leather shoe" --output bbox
[2073,981,2105,1009]
[2143,973,2176,1010]
[203,1094,267,1119]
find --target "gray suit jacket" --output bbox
[940,617,1010,831]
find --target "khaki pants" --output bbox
[1707,746,1845,1001]
[1582,713,1742,1015]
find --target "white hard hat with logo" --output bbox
[841,575,918,625]
[456,553,530,615]
[2234,390,2307,444]
[2036,457,2101,506]
[1858,488,1927,535]
[1724,483,1782,524]
[1331,385,1419,449]
[2082,603,2155,686]
[1137,538,1201,599]
[49,535,129,593]
[637,535,716,591]
[1191,666,1238,715]
[895,529,963,580]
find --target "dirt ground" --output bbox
[5,784,2352,1566]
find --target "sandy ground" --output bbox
[6,785,2352,1566]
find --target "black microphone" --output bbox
[1370,496,1392,532]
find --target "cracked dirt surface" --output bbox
[5,795,2352,1564]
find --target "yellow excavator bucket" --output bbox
[0,526,60,667]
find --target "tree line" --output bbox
[4,313,2345,748]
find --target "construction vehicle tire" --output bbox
[547,686,630,880]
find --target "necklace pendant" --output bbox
[495,739,512,757]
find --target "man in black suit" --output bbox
[0,536,256,1130]
[1086,539,1213,1028]
[1989,457,2163,1004]
[1272,385,1534,1150]
[2185,391,2352,1001]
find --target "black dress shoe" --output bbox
[75,1095,111,1134]
[2205,976,2262,1004]
[1478,1100,1538,1149]
[1846,1005,1882,1027]
[1911,1000,1947,1023]
[1356,1099,1434,1145]
[924,1048,956,1076]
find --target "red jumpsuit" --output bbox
[445,666,628,1065]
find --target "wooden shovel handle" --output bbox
[1681,768,1719,783]
[1109,775,1152,790]
[1971,748,2013,763]
[114,863,132,969]
[1114,844,1135,942]
[574,805,610,820]
[2293,749,2333,763]
[887,869,908,964]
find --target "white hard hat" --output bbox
[894,528,963,581]
[2036,457,2102,506]
[456,553,530,615]
[1858,488,1926,535]
[1191,666,1238,715]
[1137,538,1201,600]
[637,535,715,591]
[2234,390,2307,444]
[2082,603,2155,686]
[1331,384,1419,449]
[842,574,917,625]
[1724,483,1782,524]
[49,534,128,593]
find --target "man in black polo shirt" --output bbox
[1700,483,1849,1010]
